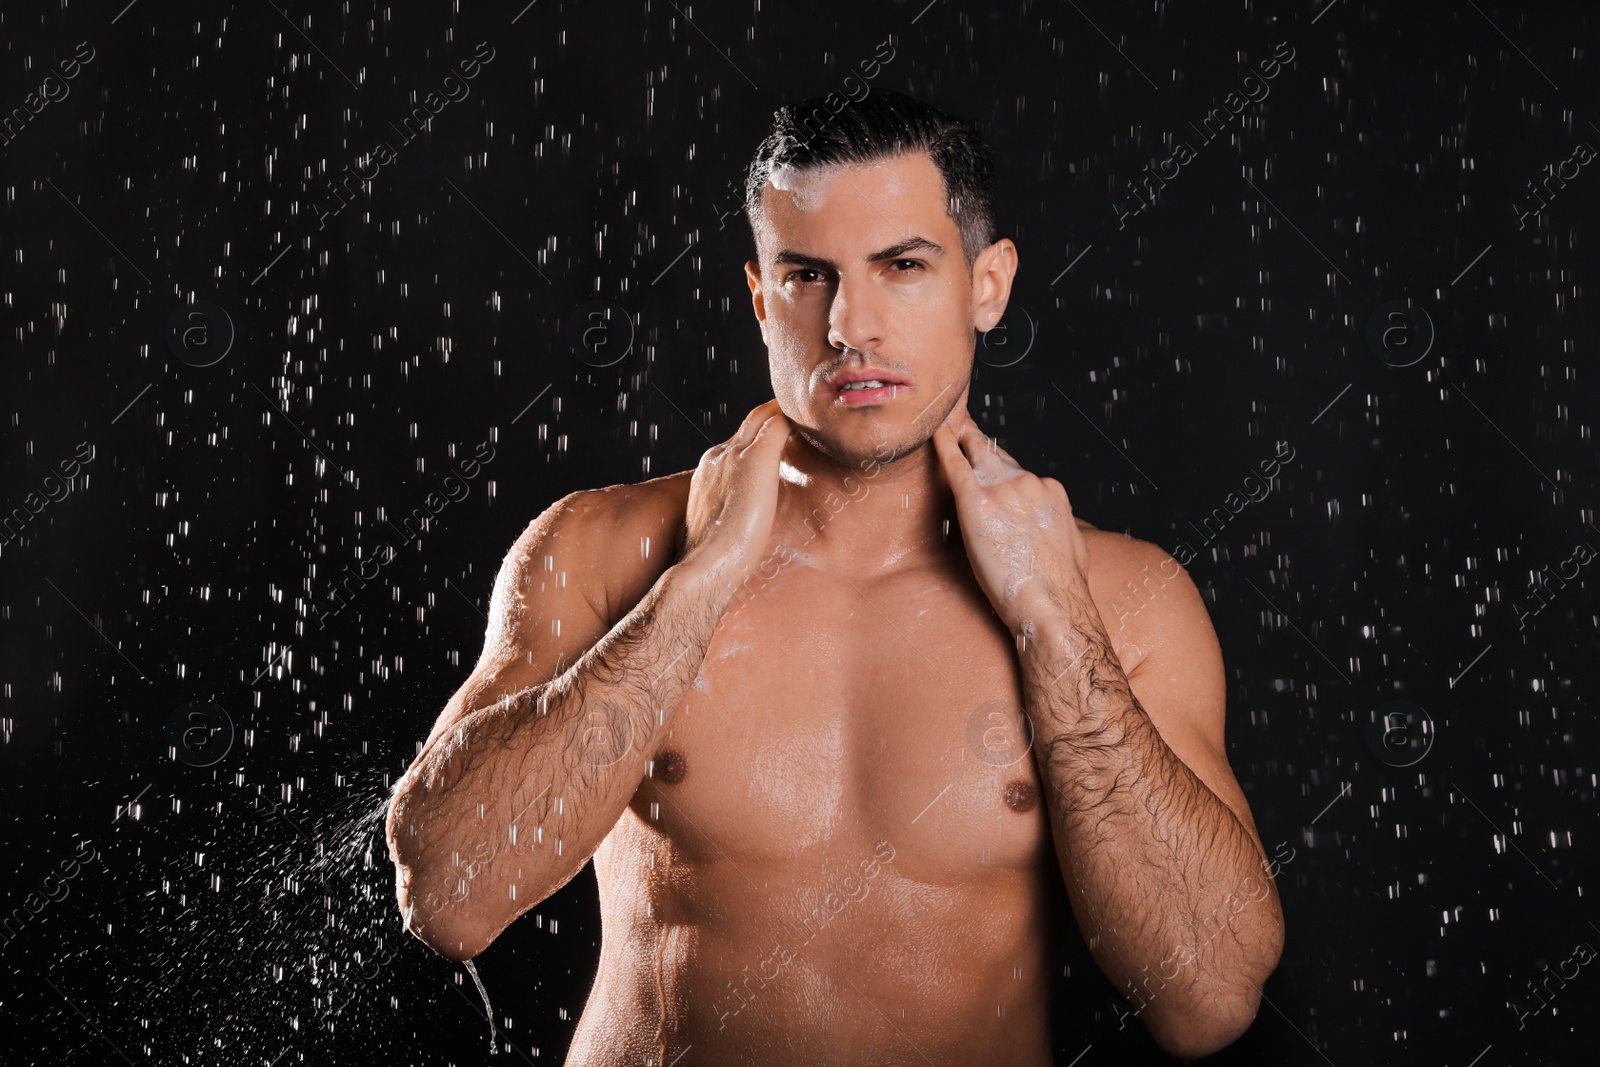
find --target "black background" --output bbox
[3,1,1598,1064]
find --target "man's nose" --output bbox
[825,274,887,354]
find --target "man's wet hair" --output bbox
[744,88,997,274]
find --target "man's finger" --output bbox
[952,421,1012,481]
[932,424,980,497]
[960,423,1020,467]
[737,411,789,459]
[736,398,782,446]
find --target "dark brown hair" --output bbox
[744,88,998,273]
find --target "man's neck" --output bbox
[770,429,958,575]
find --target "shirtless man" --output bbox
[385,90,1284,1064]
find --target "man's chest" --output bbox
[626,561,1072,882]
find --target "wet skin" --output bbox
[562,466,1154,1066]
[389,148,1277,1064]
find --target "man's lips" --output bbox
[823,369,913,400]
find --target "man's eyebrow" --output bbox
[771,236,945,271]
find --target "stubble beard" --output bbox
[795,390,954,472]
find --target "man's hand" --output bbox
[678,398,791,601]
[931,405,1093,635]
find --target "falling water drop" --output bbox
[462,959,498,1055]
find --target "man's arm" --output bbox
[1019,541,1284,1059]
[930,410,1284,1060]
[386,400,790,961]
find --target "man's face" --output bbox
[744,150,1015,469]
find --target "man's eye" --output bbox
[786,269,824,284]
[892,259,924,272]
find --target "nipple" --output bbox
[1003,780,1038,813]
[651,749,688,785]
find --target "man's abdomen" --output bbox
[572,820,1061,1066]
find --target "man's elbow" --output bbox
[386,793,494,962]
[405,900,492,963]
[1146,991,1262,1060]
[1147,947,1283,1062]
[393,865,494,962]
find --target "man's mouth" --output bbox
[824,369,913,405]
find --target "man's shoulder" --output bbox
[515,470,694,623]
[1079,524,1187,583]
[1078,524,1217,662]
[561,469,693,538]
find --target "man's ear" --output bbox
[745,259,769,343]
[970,238,1018,333]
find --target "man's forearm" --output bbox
[1019,602,1283,1055]
[386,562,728,959]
